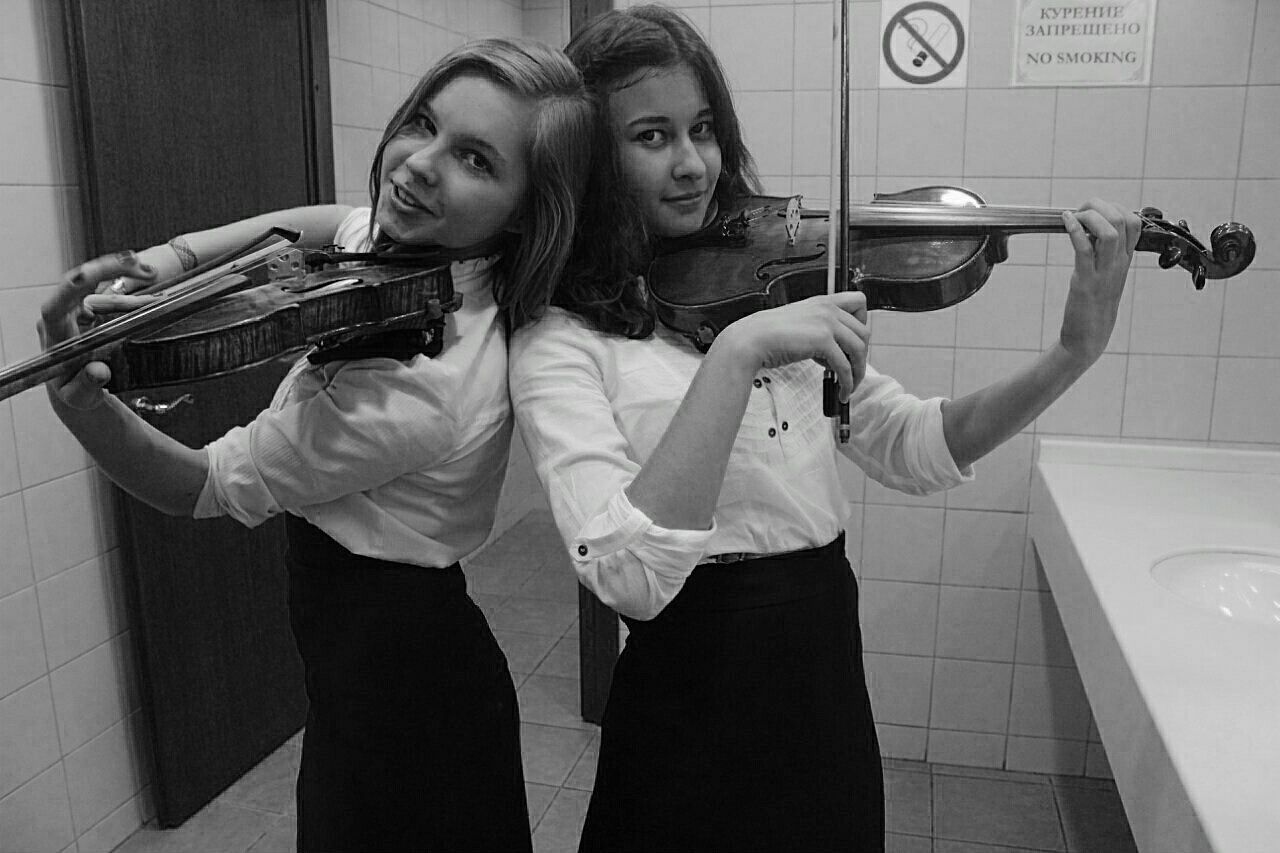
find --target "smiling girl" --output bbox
[38,39,592,852]
[508,7,1139,851]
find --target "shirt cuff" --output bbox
[915,397,975,490]
[192,447,225,520]
[570,488,716,580]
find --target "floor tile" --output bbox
[525,782,558,829]
[464,561,537,596]
[1054,783,1139,853]
[934,774,1065,851]
[494,630,558,674]
[531,788,592,851]
[887,832,933,853]
[935,841,1044,852]
[489,597,578,637]
[244,815,295,853]
[112,802,280,853]
[218,742,299,816]
[886,767,932,836]
[520,723,596,787]
[518,675,594,731]
[517,561,581,602]
[563,731,599,791]
[533,636,579,679]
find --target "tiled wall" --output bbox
[619,0,1278,775]
[0,1,538,850]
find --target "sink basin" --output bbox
[1150,548,1280,626]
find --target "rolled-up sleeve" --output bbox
[838,366,973,496]
[509,315,713,620]
[194,358,461,527]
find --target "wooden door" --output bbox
[62,0,330,827]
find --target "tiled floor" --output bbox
[113,510,1139,853]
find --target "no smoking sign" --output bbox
[879,0,970,88]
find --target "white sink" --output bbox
[1151,547,1280,627]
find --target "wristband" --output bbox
[168,235,198,272]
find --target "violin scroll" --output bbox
[1136,207,1256,290]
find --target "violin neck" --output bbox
[849,202,1069,235]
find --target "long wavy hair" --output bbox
[366,38,593,332]
[558,4,761,338]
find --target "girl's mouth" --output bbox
[392,183,432,214]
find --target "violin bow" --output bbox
[824,0,853,442]
[0,228,299,403]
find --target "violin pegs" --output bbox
[1158,245,1184,270]
[1193,264,1206,291]
[1140,206,1164,220]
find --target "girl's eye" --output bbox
[408,112,435,134]
[691,121,716,140]
[461,151,493,174]
[636,128,666,146]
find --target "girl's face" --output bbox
[376,74,533,248]
[609,65,722,239]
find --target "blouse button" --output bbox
[781,421,789,431]
[753,378,762,388]
[577,544,588,556]
[768,427,777,438]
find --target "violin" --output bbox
[0,227,484,401]
[646,188,1257,353]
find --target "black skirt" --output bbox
[285,515,531,853]
[579,533,884,853]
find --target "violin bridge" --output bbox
[266,249,306,282]
[785,195,802,246]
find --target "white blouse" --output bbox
[509,307,973,619]
[193,208,512,569]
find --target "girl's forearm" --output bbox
[48,389,209,516]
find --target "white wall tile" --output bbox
[10,392,90,488]
[861,505,944,583]
[63,712,148,836]
[869,345,954,400]
[37,552,126,670]
[1221,270,1280,357]
[1211,356,1280,443]
[1008,663,1091,740]
[23,470,109,581]
[1144,87,1246,179]
[1034,352,1127,436]
[0,402,18,498]
[75,787,154,853]
[0,0,45,84]
[1150,0,1255,86]
[792,3,832,91]
[0,492,34,599]
[1015,591,1075,668]
[1121,355,1216,440]
[1051,89,1148,179]
[1005,734,1086,775]
[956,265,1046,351]
[860,579,938,655]
[710,5,794,92]
[336,0,373,64]
[877,90,966,177]
[941,509,1027,589]
[864,652,932,727]
[0,678,60,800]
[0,80,63,186]
[1234,180,1280,271]
[946,432,1033,513]
[967,0,1017,89]
[0,764,74,853]
[1128,268,1224,356]
[1253,2,1280,85]
[0,186,73,289]
[0,587,47,700]
[736,91,793,175]
[964,89,1056,178]
[368,3,400,71]
[929,658,1012,733]
[1240,86,1280,179]
[935,585,1020,661]
[876,722,927,761]
[926,729,1005,768]
[868,304,957,348]
[49,633,139,755]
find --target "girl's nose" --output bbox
[671,136,707,182]
[403,141,441,184]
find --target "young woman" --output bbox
[39,38,592,853]
[507,7,1140,852]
